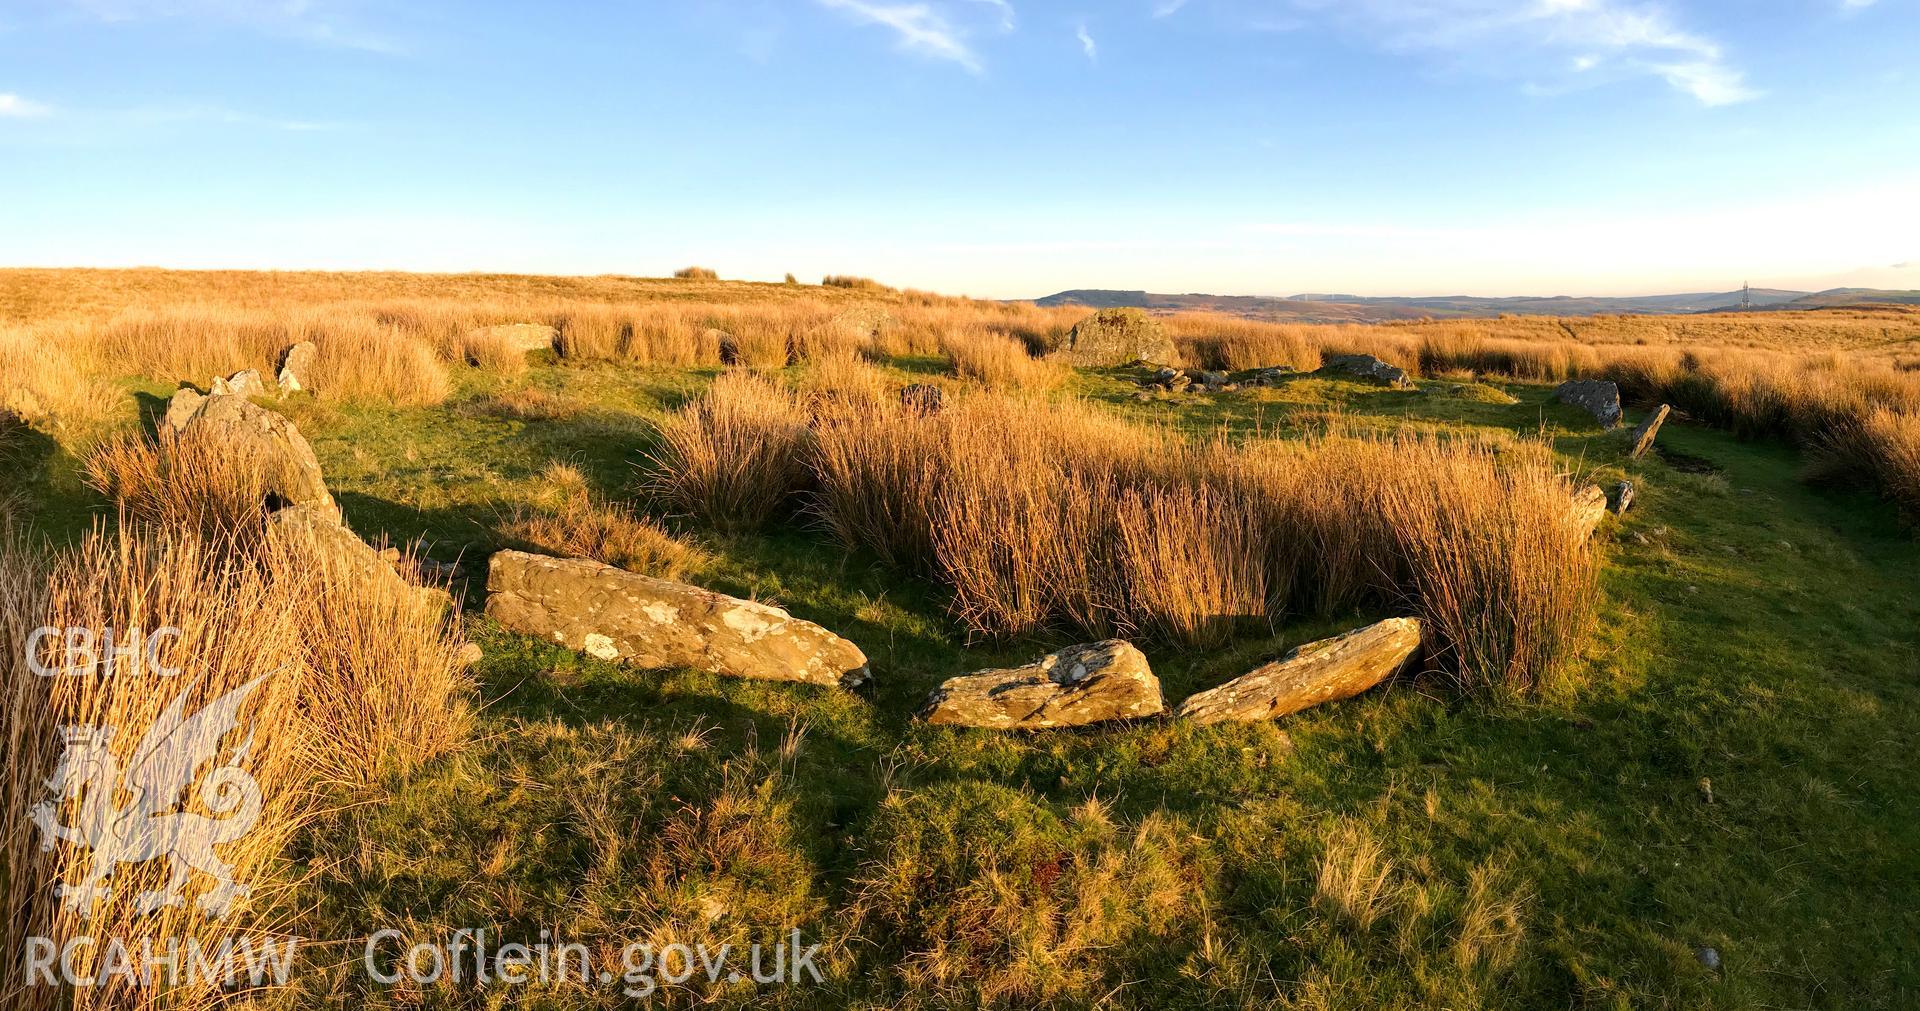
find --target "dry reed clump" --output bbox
[0,520,467,1011]
[942,328,1065,391]
[85,426,280,542]
[507,462,703,579]
[0,324,123,443]
[97,305,290,383]
[822,274,889,291]
[646,371,812,530]
[1171,315,1324,373]
[673,266,720,281]
[455,326,530,377]
[298,315,450,406]
[791,383,1597,687]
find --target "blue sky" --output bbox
[2,0,1916,298]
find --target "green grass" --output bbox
[17,359,1920,1008]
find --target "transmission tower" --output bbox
[1740,282,1752,311]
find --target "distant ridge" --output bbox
[1031,287,1920,323]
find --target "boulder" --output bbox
[1177,618,1421,725]
[1629,404,1672,458]
[1048,309,1176,367]
[211,369,267,398]
[1611,480,1636,515]
[266,505,449,615]
[470,323,557,354]
[900,383,944,416]
[918,640,1164,730]
[1554,379,1624,428]
[161,387,206,433]
[484,550,870,688]
[176,393,340,523]
[1319,354,1413,389]
[277,341,318,394]
[1572,484,1609,536]
[830,308,896,342]
[1239,366,1297,388]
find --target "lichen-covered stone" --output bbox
[212,369,267,398]
[484,550,870,688]
[1319,354,1413,389]
[162,387,206,432]
[1177,618,1421,725]
[1572,484,1609,536]
[267,504,450,616]
[278,341,318,394]
[175,392,340,522]
[1049,309,1176,367]
[1555,379,1624,428]
[918,640,1164,730]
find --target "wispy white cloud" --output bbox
[0,93,52,118]
[1077,21,1097,60]
[816,0,983,73]
[1283,0,1758,106]
[1153,0,1191,17]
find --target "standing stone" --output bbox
[918,640,1164,730]
[900,383,944,416]
[278,341,318,394]
[484,550,870,688]
[1629,404,1672,458]
[1048,309,1176,367]
[177,393,340,523]
[1572,484,1609,536]
[1177,618,1422,725]
[211,369,267,398]
[1319,354,1413,389]
[1611,481,1636,515]
[1555,380,1625,428]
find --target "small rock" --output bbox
[211,369,267,398]
[161,386,206,433]
[456,642,484,666]
[1319,354,1413,389]
[1610,480,1636,515]
[1695,946,1721,971]
[1554,379,1625,428]
[919,640,1164,730]
[1572,484,1609,537]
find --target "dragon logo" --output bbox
[26,675,271,920]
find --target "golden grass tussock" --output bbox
[647,371,813,530]
[85,426,283,543]
[507,462,703,579]
[0,520,468,1010]
[942,327,1065,391]
[300,316,450,406]
[822,274,889,291]
[677,375,1599,688]
[672,266,720,281]
[455,325,531,377]
[0,324,123,443]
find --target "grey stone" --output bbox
[484,550,870,688]
[1320,354,1413,389]
[919,640,1164,730]
[277,341,318,394]
[175,393,340,522]
[1555,379,1625,428]
[1629,404,1672,458]
[1572,484,1609,537]
[1177,618,1421,725]
[1611,480,1636,515]
[1048,309,1176,367]
[267,504,449,615]
[211,369,267,398]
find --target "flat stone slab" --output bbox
[1573,484,1609,537]
[919,640,1164,730]
[1177,618,1421,725]
[484,550,870,688]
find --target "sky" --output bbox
[2,0,1918,299]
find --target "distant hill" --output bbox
[1031,287,1916,323]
